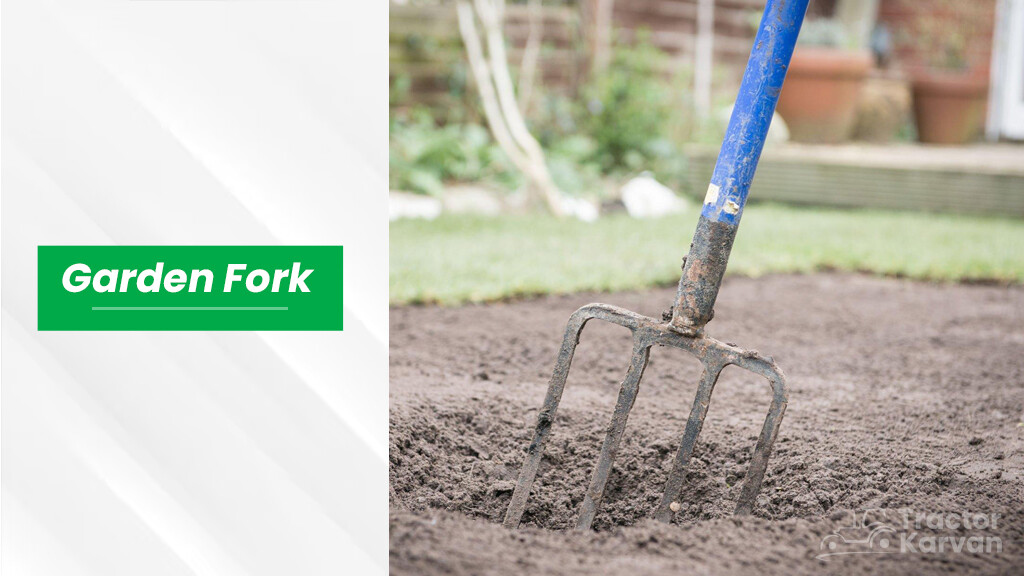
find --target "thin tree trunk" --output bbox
[456,0,565,216]
[835,0,879,51]
[694,0,714,118]
[457,1,528,168]
[518,0,543,114]
[592,0,615,73]
[475,0,548,164]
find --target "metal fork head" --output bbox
[502,303,787,530]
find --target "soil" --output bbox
[389,274,1024,575]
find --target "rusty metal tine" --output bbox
[502,311,588,529]
[735,369,787,515]
[575,337,651,530]
[503,304,790,528]
[654,361,724,522]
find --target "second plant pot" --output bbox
[775,48,873,143]
[910,71,988,145]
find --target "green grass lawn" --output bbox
[390,204,1024,305]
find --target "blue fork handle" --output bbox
[671,0,808,334]
[702,0,808,224]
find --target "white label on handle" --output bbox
[704,183,720,205]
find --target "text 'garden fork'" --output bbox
[503,0,809,531]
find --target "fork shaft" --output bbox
[671,0,808,333]
[672,217,736,332]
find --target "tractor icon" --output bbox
[817,509,899,560]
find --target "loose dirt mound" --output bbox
[390,274,1024,575]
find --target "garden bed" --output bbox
[390,273,1023,575]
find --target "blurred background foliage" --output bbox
[390,33,714,198]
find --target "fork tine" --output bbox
[654,362,724,522]
[735,368,787,515]
[502,312,589,529]
[504,304,789,530]
[575,337,651,530]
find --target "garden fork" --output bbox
[503,0,809,530]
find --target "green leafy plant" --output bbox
[567,33,700,193]
[530,90,580,148]
[389,32,715,201]
[579,33,677,173]
[389,74,412,109]
[544,135,603,196]
[389,109,521,196]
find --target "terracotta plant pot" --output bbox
[910,72,988,145]
[775,48,873,143]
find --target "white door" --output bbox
[989,0,1024,140]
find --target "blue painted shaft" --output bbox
[671,0,807,333]
[701,0,808,224]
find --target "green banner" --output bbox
[38,246,343,331]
